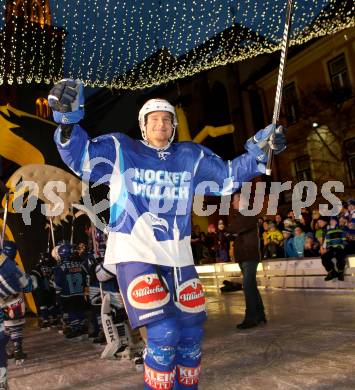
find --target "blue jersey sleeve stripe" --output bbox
[193,150,204,176]
[109,136,127,226]
[80,140,91,176]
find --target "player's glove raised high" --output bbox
[244,124,287,172]
[48,79,84,125]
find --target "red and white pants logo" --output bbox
[144,364,175,389]
[177,365,201,386]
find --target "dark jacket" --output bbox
[227,212,261,263]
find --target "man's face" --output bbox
[145,111,173,148]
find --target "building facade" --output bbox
[242,28,355,205]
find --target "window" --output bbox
[294,155,312,181]
[327,54,352,102]
[283,82,299,124]
[344,137,355,184]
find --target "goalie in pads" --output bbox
[96,263,144,368]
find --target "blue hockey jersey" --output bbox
[0,253,32,304]
[55,125,261,267]
[53,259,85,299]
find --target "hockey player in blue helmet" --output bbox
[79,244,103,341]
[31,252,58,328]
[53,243,87,339]
[49,79,286,389]
[1,241,17,261]
[0,241,37,386]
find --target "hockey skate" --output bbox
[14,346,27,366]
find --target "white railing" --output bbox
[196,255,355,291]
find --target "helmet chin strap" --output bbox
[141,124,176,150]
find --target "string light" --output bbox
[0,0,353,88]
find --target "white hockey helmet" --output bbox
[138,98,178,145]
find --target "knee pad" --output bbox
[146,318,181,367]
[175,324,204,389]
[177,324,203,361]
[144,319,181,390]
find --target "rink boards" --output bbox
[196,255,355,291]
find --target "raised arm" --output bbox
[48,79,117,183]
[194,124,286,195]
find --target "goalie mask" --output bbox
[138,98,177,147]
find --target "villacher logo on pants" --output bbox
[175,279,206,313]
[127,274,170,310]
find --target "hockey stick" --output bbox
[0,192,9,249]
[70,206,75,245]
[49,217,56,249]
[265,0,293,176]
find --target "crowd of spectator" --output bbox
[191,199,355,272]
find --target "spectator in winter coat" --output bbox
[293,226,305,258]
[344,218,355,255]
[282,227,298,258]
[228,192,266,329]
[263,221,283,259]
[215,220,230,262]
[321,216,347,281]
[303,233,320,257]
[315,216,329,248]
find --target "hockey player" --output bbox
[80,247,102,340]
[0,240,36,387]
[53,243,87,338]
[96,260,144,370]
[49,79,286,389]
[31,252,58,328]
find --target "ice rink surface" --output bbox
[8,288,355,390]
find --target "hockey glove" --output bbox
[48,79,84,125]
[244,124,286,169]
